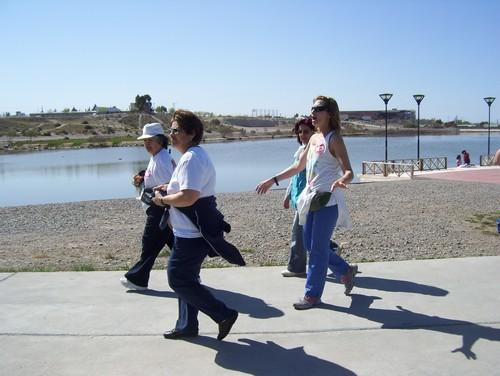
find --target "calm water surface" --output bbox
[1,134,499,207]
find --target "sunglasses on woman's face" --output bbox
[168,128,181,135]
[297,129,311,134]
[311,105,328,113]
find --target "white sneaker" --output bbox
[281,270,306,277]
[120,276,147,291]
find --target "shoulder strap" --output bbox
[326,131,335,156]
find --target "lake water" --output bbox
[1,134,499,207]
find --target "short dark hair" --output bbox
[172,110,204,146]
[293,117,314,144]
[154,134,169,149]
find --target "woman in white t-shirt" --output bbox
[152,110,238,341]
[256,96,357,310]
[120,123,176,291]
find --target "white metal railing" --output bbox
[362,161,414,177]
[480,154,495,166]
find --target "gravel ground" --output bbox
[1,179,499,272]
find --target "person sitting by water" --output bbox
[120,123,176,291]
[456,154,462,167]
[462,150,471,165]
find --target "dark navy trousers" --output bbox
[167,236,236,332]
[125,205,173,288]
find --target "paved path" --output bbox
[415,166,500,185]
[1,257,500,375]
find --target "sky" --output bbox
[1,0,499,123]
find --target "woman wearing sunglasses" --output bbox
[152,110,239,340]
[256,96,357,310]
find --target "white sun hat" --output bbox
[137,123,165,140]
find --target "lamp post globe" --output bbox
[484,97,495,156]
[379,93,393,162]
[413,94,425,160]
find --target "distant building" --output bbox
[95,106,121,114]
[341,109,415,122]
[29,111,95,118]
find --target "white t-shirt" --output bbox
[167,146,216,238]
[144,148,176,189]
[142,148,175,210]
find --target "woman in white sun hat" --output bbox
[120,122,176,291]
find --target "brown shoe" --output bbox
[341,265,358,296]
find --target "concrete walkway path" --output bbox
[415,166,500,185]
[1,257,500,375]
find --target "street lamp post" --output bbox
[484,97,495,156]
[379,93,393,162]
[413,94,425,161]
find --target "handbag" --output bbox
[309,191,332,212]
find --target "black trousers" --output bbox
[125,205,174,287]
[167,237,236,331]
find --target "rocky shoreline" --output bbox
[1,179,499,272]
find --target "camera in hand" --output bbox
[140,188,155,206]
[140,188,168,206]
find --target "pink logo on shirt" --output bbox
[315,143,325,155]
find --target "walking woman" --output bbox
[281,116,314,277]
[256,96,357,310]
[282,116,343,278]
[120,123,175,290]
[152,110,239,340]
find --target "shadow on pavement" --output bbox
[187,336,356,375]
[209,287,284,319]
[129,287,284,319]
[327,274,448,296]
[322,294,500,360]
[128,289,177,298]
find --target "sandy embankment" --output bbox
[1,179,499,272]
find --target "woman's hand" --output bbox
[331,179,348,191]
[256,179,274,195]
[152,191,166,207]
[132,174,144,187]
[283,197,290,209]
[153,183,169,192]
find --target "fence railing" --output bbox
[418,157,448,171]
[361,161,415,177]
[480,154,495,166]
[362,157,447,177]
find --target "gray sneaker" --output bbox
[293,296,321,310]
[341,265,358,296]
[281,270,307,278]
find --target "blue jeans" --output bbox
[167,237,236,332]
[288,211,340,274]
[303,205,349,299]
[287,212,307,273]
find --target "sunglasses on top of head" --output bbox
[311,105,328,113]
